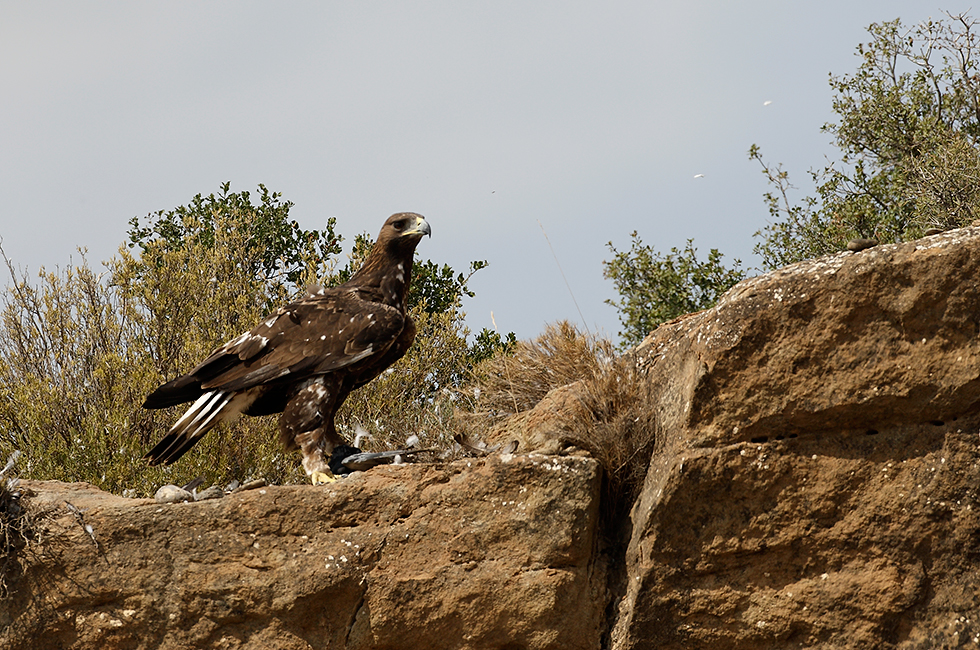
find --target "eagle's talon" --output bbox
[311,471,336,485]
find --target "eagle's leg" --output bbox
[301,437,370,482]
[288,426,338,484]
[292,428,335,484]
[279,376,349,484]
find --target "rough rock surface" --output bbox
[485,380,591,455]
[612,227,980,649]
[2,456,603,650]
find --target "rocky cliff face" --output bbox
[3,456,603,650]
[5,227,980,649]
[612,227,980,649]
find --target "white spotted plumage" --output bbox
[142,212,431,480]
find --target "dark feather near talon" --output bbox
[328,444,362,475]
[181,477,205,492]
[330,445,431,475]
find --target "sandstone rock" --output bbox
[2,456,604,650]
[485,380,591,454]
[846,237,879,251]
[637,227,980,447]
[612,227,980,649]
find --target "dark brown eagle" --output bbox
[142,212,431,484]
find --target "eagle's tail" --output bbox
[142,375,204,409]
[144,390,240,465]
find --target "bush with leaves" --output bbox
[603,233,744,347]
[0,184,508,495]
[0,247,173,493]
[752,11,980,269]
[126,182,342,307]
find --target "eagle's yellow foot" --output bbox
[311,470,336,485]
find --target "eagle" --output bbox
[142,212,431,484]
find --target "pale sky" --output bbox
[0,1,945,342]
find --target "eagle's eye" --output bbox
[392,220,405,231]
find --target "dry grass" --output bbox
[461,321,616,424]
[573,355,659,518]
[458,321,661,523]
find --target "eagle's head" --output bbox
[379,212,431,246]
[349,213,431,296]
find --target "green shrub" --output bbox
[752,12,980,269]
[604,234,744,347]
